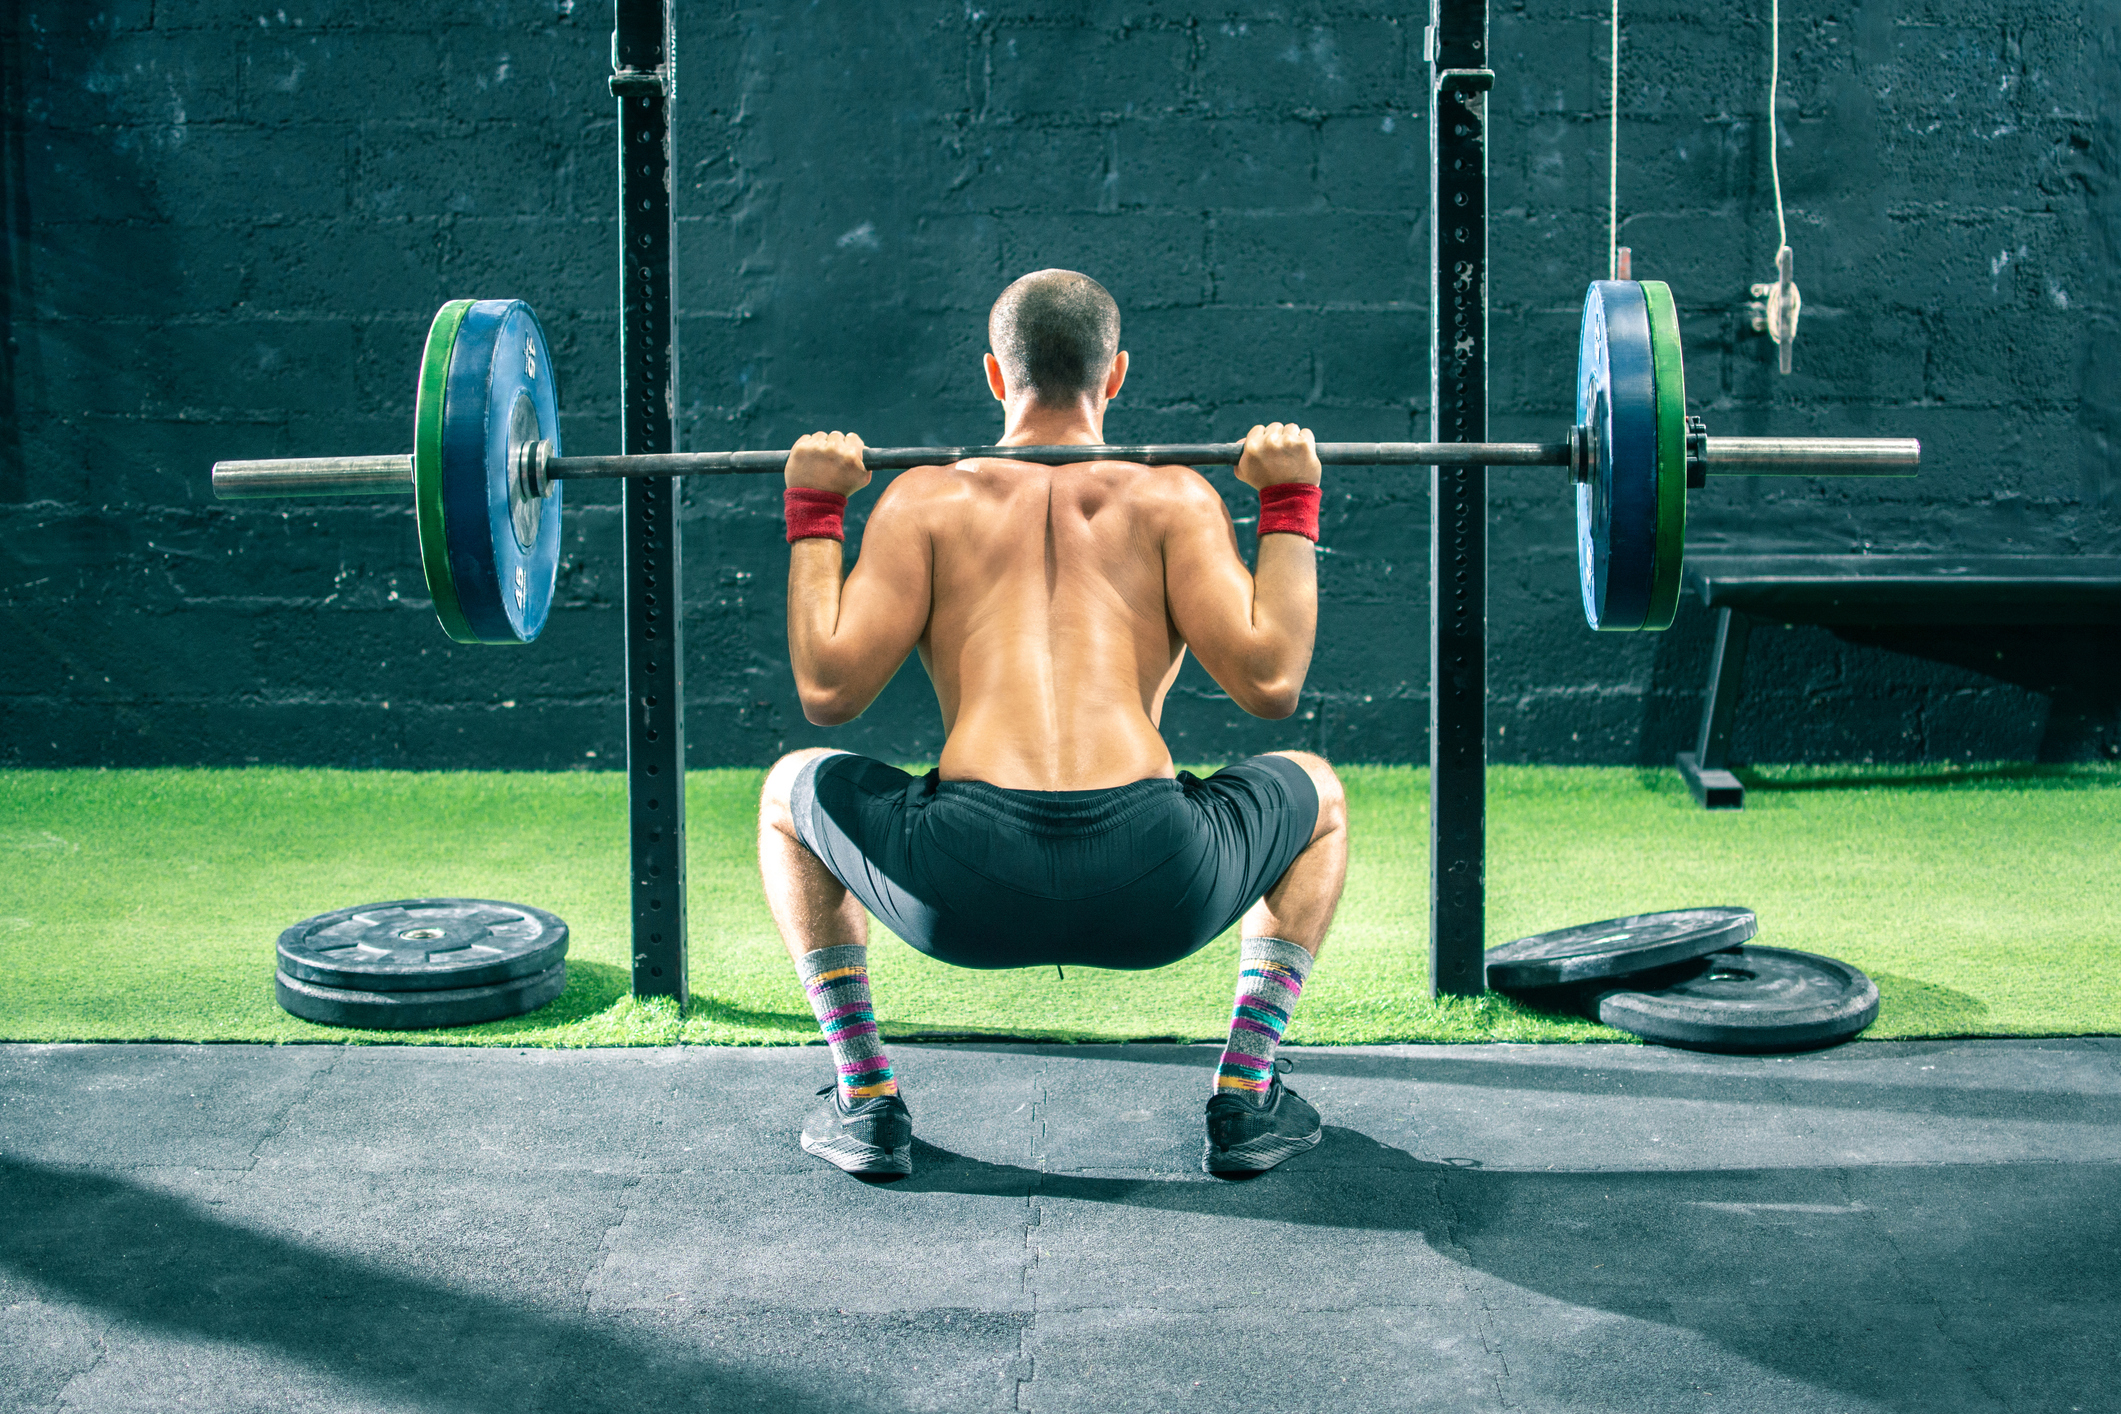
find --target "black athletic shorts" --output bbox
[788,752,1320,971]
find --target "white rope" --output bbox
[1768,0,1787,252]
[1607,0,1620,279]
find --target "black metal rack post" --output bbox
[614,0,686,1003]
[1427,0,1491,997]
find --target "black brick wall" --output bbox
[3,0,2116,769]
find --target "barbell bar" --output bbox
[210,434,1916,497]
[209,288,1920,644]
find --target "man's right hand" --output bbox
[786,431,871,496]
[1234,422,1321,491]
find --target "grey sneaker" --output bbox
[800,1083,914,1177]
[1202,1067,1321,1175]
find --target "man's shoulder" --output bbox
[1121,461,1227,518]
[869,462,963,515]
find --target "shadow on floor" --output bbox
[925,1041,2121,1127]
[0,1157,861,1413]
[501,959,633,1028]
[892,1127,2119,1414]
[1868,973,1992,1034]
[680,994,819,1031]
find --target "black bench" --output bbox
[1675,555,2121,808]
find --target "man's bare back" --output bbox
[781,407,1323,790]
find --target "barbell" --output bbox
[211,284,1919,644]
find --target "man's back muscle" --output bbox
[899,458,1192,790]
[783,422,1319,794]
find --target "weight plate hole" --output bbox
[396,927,447,941]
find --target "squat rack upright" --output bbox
[608,0,1496,1005]
[614,0,686,1004]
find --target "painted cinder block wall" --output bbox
[2,0,2116,769]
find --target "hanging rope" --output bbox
[1768,0,1787,251]
[1607,0,1620,280]
[1752,0,1801,372]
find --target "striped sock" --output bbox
[797,944,897,1102]
[1215,936,1314,1097]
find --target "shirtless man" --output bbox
[757,269,1347,1178]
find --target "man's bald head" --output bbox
[987,269,1121,405]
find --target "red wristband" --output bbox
[784,488,848,543]
[1257,482,1321,542]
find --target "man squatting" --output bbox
[758,269,1349,1177]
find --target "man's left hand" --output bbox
[786,431,871,496]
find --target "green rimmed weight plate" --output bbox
[414,299,478,644]
[1638,279,1688,631]
[1575,282,1659,630]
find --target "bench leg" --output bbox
[1676,607,1751,809]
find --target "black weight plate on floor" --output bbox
[1486,907,1757,990]
[275,963,568,1031]
[276,898,568,993]
[1593,945,1880,1053]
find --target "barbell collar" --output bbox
[211,455,413,499]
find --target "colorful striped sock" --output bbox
[1215,936,1314,1097]
[797,944,897,1102]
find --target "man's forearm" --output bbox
[787,540,853,721]
[1242,534,1318,712]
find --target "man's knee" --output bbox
[1269,750,1346,837]
[761,748,842,830]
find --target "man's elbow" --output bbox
[1238,678,1304,720]
[797,684,863,727]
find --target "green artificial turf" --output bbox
[2,763,2116,1048]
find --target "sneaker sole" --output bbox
[801,1130,913,1177]
[1202,1127,1321,1175]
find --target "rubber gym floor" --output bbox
[2,763,2117,1412]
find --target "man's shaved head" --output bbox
[988,269,1121,404]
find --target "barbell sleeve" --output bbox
[211,455,413,499]
[1703,437,1921,475]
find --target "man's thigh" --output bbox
[1172,753,1322,938]
[787,752,940,947]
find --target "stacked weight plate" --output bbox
[1485,907,1880,1053]
[415,299,564,645]
[274,898,570,1029]
[1575,280,1688,632]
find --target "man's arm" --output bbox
[784,432,933,726]
[1161,423,1321,720]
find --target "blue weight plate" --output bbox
[440,299,563,644]
[1575,281,1658,631]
